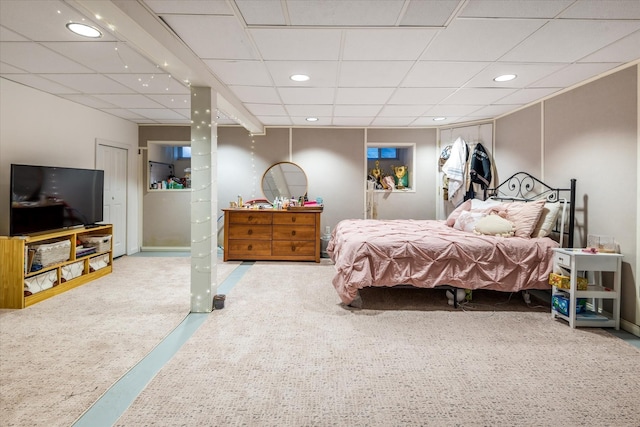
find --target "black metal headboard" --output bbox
[487,172,576,247]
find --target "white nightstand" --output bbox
[551,248,623,329]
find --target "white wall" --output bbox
[0,78,139,253]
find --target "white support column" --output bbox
[190,86,218,313]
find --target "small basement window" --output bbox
[366,143,415,191]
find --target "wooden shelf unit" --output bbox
[223,209,321,262]
[0,225,113,309]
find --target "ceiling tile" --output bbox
[235,0,285,25]
[465,104,519,118]
[205,60,273,86]
[2,74,77,94]
[388,88,455,105]
[332,117,374,126]
[278,87,335,104]
[255,116,292,126]
[106,73,188,95]
[400,0,461,26]
[335,88,395,104]
[161,15,257,60]
[44,42,161,74]
[144,0,233,15]
[285,105,333,116]
[286,0,404,26]
[441,88,516,104]
[531,63,625,88]
[379,105,430,116]
[249,29,341,60]
[342,29,437,61]
[0,62,25,73]
[412,116,461,126]
[44,74,134,94]
[459,0,573,18]
[422,19,546,61]
[501,20,640,63]
[130,108,187,120]
[92,94,165,109]
[101,108,147,120]
[0,26,28,42]
[0,42,92,73]
[579,30,640,63]
[333,105,383,116]
[229,86,280,103]
[560,0,640,19]
[493,88,560,105]
[147,94,191,108]
[59,94,119,109]
[402,61,490,87]
[339,61,414,87]
[424,105,484,116]
[244,103,288,116]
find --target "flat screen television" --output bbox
[10,164,105,236]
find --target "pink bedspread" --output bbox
[327,219,558,304]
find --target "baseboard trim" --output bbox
[621,319,640,337]
[140,246,190,252]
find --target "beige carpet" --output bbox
[116,262,640,427]
[0,256,239,427]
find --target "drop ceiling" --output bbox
[1,0,639,133]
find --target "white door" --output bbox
[97,144,127,258]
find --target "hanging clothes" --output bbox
[441,137,468,207]
[466,142,493,199]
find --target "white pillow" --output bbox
[474,214,515,237]
[453,211,486,233]
[532,202,562,238]
[470,198,503,211]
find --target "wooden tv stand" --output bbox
[0,225,113,309]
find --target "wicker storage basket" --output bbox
[31,240,71,268]
[79,235,112,253]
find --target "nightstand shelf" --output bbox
[551,248,622,329]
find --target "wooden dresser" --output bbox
[223,208,322,262]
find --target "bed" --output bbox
[327,172,576,306]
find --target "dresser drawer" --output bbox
[273,212,316,225]
[272,240,317,256]
[227,224,272,240]
[272,225,316,241]
[228,211,272,225]
[226,240,272,258]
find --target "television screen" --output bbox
[10,164,105,236]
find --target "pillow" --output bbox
[473,214,515,237]
[446,199,471,227]
[470,198,503,211]
[532,202,562,238]
[502,199,546,238]
[453,211,486,233]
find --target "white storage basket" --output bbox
[24,270,57,295]
[79,235,112,253]
[89,254,110,272]
[61,261,84,282]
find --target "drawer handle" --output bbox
[248,215,253,222]
[291,217,296,223]
[248,244,253,250]
[291,230,296,236]
[247,229,253,235]
[290,244,296,252]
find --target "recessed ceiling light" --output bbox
[494,74,517,82]
[290,74,310,82]
[305,117,318,122]
[66,22,102,38]
[433,117,446,121]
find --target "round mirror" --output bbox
[261,162,308,202]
